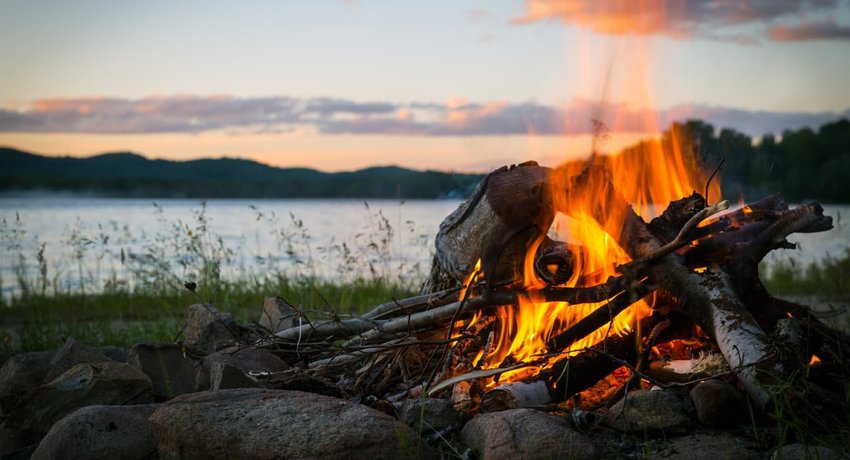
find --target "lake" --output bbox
[0,196,847,298]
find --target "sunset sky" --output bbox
[2,0,849,172]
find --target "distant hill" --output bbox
[0,148,484,199]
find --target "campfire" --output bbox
[266,128,846,422]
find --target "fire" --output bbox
[458,12,722,384]
[465,129,718,383]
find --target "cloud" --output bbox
[303,97,397,116]
[767,19,850,41]
[0,95,300,134]
[513,0,850,42]
[1,94,847,139]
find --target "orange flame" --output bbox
[459,17,721,384]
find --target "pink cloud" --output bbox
[768,19,850,41]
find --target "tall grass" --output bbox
[0,201,425,351]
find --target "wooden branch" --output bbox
[361,287,459,320]
[561,166,789,409]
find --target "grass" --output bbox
[762,248,850,301]
[0,201,422,352]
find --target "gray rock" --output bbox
[689,380,746,428]
[0,426,33,458]
[602,389,695,435]
[0,350,56,415]
[196,347,289,391]
[31,404,159,460]
[461,408,599,460]
[185,304,238,352]
[149,388,434,459]
[210,361,259,390]
[258,296,297,333]
[44,338,114,383]
[656,433,763,459]
[0,351,13,367]
[772,443,844,460]
[10,361,154,434]
[128,343,197,400]
[397,397,462,432]
[100,346,129,363]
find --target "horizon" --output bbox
[2,1,849,172]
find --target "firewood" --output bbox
[560,166,816,410]
[422,162,555,293]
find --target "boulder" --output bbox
[0,426,34,459]
[602,389,695,435]
[0,350,56,415]
[9,361,154,434]
[44,338,114,382]
[195,347,289,391]
[397,397,462,433]
[100,346,129,363]
[655,433,763,459]
[128,343,198,400]
[258,296,298,333]
[771,443,843,460]
[689,380,747,428]
[185,304,238,352]
[31,404,159,460]
[149,388,433,459]
[461,408,598,460]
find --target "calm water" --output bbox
[0,196,847,298]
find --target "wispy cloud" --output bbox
[513,0,850,42]
[1,95,847,138]
[768,19,850,41]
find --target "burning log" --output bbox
[264,160,846,421]
[422,161,555,292]
[561,166,833,409]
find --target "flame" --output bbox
[809,354,821,366]
[458,14,721,385]
[463,127,718,382]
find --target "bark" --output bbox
[561,166,786,409]
[422,162,555,293]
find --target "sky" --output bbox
[1,0,849,172]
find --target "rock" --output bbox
[0,351,13,367]
[461,408,598,460]
[196,347,289,391]
[689,380,746,428]
[0,426,34,458]
[100,346,129,363]
[771,443,843,460]
[128,343,198,400]
[208,362,258,390]
[0,350,56,415]
[185,303,238,352]
[31,404,159,460]
[397,397,462,432]
[9,361,154,434]
[258,296,297,333]
[656,433,763,459]
[602,389,695,435]
[149,388,433,459]
[44,338,114,382]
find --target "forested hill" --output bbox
[0,148,483,199]
[2,117,848,201]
